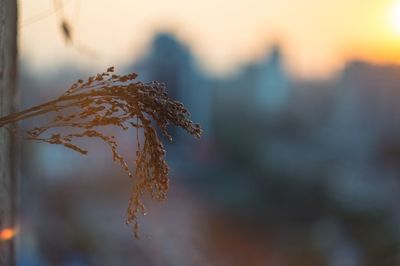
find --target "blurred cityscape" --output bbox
[17,32,400,266]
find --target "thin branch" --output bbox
[0,67,201,238]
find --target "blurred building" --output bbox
[131,33,213,142]
[255,44,291,113]
[216,43,291,115]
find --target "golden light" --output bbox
[390,1,400,34]
[0,228,17,241]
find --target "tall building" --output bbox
[254,44,291,113]
[217,43,291,115]
[132,33,213,142]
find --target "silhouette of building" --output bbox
[216,43,291,116]
[256,44,291,113]
[132,33,213,142]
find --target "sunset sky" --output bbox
[19,0,400,78]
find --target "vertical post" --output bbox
[0,0,18,265]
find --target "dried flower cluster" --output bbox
[0,67,201,237]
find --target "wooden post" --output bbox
[0,0,18,264]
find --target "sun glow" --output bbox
[0,228,17,241]
[390,1,400,34]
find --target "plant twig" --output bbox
[0,67,201,238]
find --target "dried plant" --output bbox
[0,67,201,238]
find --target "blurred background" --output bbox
[14,0,400,265]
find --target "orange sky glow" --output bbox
[19,0,400,78]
